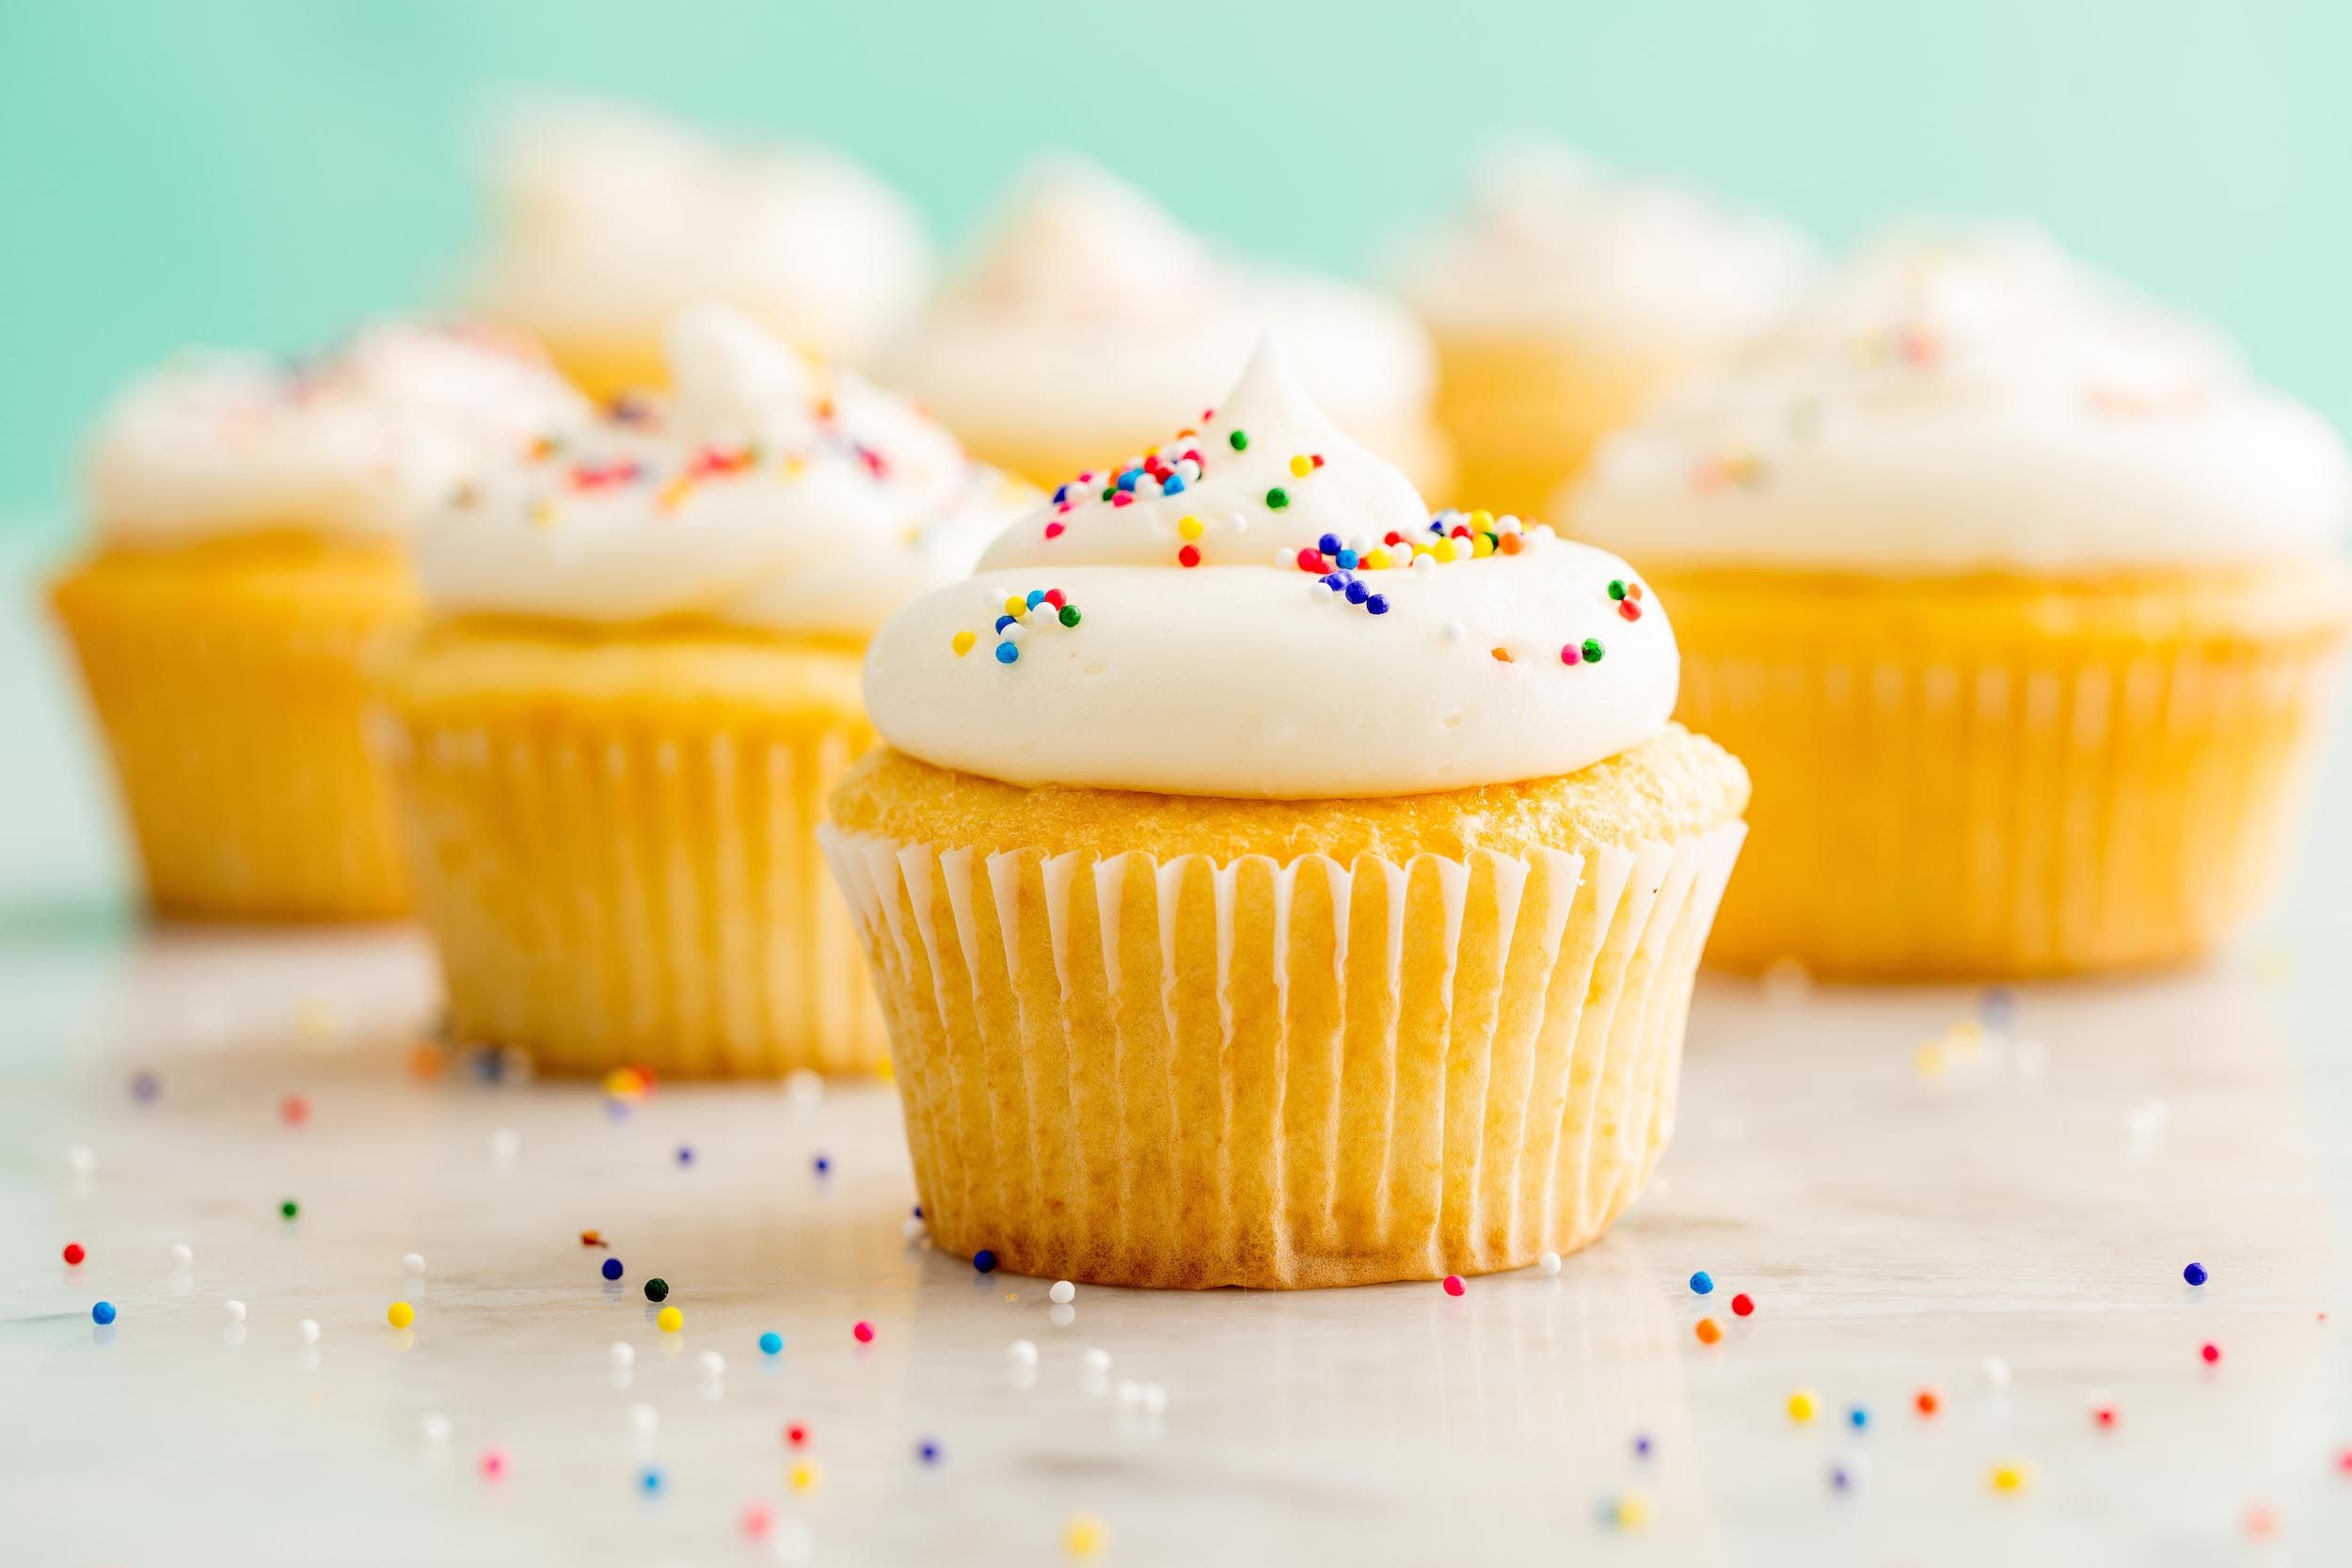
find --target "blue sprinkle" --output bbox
[1317,532,1343,555]
[1052,483,1071,505]
[1848,1404,1869,1431]
[675,1144,693,1165]
[1163,474,1186,495]
[129,1070,160,1102]
[974,1249,998,1275]
[1026,590,1047,610]
[1980,987,2018,1027]
[1632,1433,1653,1458]
[1344,581,1369,605]
[602,1257,624,1281]
[638,1465,664,1495]
[1117,467,1141,493]
[1830,1464,1854,1492]
[759,1331,784,1356]
[916,1437,944,1465]
[1689,1270,1714,1296]
[912,1205,924,1220]
[91,1301,117,1325]
[1321,573,1345,591]
[995,642,1019,665]
[1335,549,1359,569]
[1364,594,1389,615]
[813,1154,832,1176]
[995,614,1016,632]
[2184,1260,2208,1287]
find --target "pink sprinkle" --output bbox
[1044,521,1066,539]
[2201,1342,2222,1365]
[1559,645,1582,666]
[1111,493,1135,508]
[479,1448,509,1481]
[741,1503,774,1541]
[1442,1275,1466,1297]
[853,1320,876,1344]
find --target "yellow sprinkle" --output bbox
[1364,548,1391,570]
[1915,1040,1947,1077]
[1412,541,1435,557]
[604,1067,646,1101]
[1467,509,1494,531]
[1288,454,1311,477]
[1177,514,1204,541]
[1063,1513,1108,1560]
[1613,1488,1653,1530]
[657,1307,683,1333]
[657,475,694,512]
[1470,532,1495,558]
[1787,1388,1819,1422]
[789,1460,822,1494]
[528,499,557,530]
[1433,539,1459,563]
[1990,1461,2031,1494]
[386,1301,414,1329]
[951,631,977,657]
[1003,595,1028,620]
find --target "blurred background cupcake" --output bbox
[1394,140,1816,519]
[49,323,585,922]
[372,304,1032,1076]
[1567,226,2352,978]
[464,97,930,399]
[880,154,1451,495]
[826,341,1747,1287]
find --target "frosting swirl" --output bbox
[414,304,1032,638]
[468,97,929,366]
[866,341,1677,799]
[87,323,588,547]
[881,155,1437,466]
[1567,226,2352,570]
[1395,140,1817,349]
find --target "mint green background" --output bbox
[3,0,2348,522]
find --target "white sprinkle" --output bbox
[1497,514,1524,534]
[1048,1303,1077,1329]
[490,1127,520,1164]
[296,1319,321,1345]
[697,1351,726,1380]
[224,1300,247,1323]
[1982,1354,2011,1390]
[1049,1280,1076,1306]
[1538,1252,1563,1276]
[1115,1379,1143,1407]
[421,1413,452,1446]
[1412,553,1438,574]
[1006,1338,1039,1367]
[401,1252,425,1275]
[609,1341,635,1368]
[630,1402,659,1435]
[1440,622,1467,645]
[168,1243,194,1266]
[1002,620,1027,644]
[772,1518,815,1567]
[1081,1348,1112,1374]
[901,1216,927,1241]
[1224,510,1247,534]
[66,1145,96,1176]
[1274,546,1296,569]
[784,1069,824,1108]
[1140,1383,1168,1415]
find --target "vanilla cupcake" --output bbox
[371,304,1032,1076]
[1567,226,2352,978]
[1396,141,1814,517]
[50,324,586,921]
[822,341,1748,1288]
[467,98,929,398]
[883,155,1450,494]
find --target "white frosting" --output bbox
[468,97,929,365]
[866,341,1678,799]
[414,305,1031,637]
[1567,226,2352,570]
[87,323,589,546]
[1395,139,1817,350]
[880,155,1436,460]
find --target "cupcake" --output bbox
[882,155,1450,495]
[466,98,929,399]
[822,340,1749,1288]
[50,324,586,921]
[1395,140,1814,518]
[372,304,1034,1077]
[1567,227,2352,978]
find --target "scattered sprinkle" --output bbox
[387,1301,415,1330]
[1788,1389,1820,1423]
[1689,1270,1714,1295]
[225,1301,246,1323]
[280,1199,300,1220]
[1915,1387,1941,1416]
[91,1301,117,1325]
[2201,1341,2223,1365]
[1050,1280,1075,1306]
[788,1460,821,1494]
[61,1243,85,1266]
[1730,1291,1755,1318]
[480,1449,509,1481]
[1695,1318,1723,1346]
[400,1252,424,1275]
[1063,1513,1109,1559]
[917,1437,944,1465]
[602,1258,625,1282]
[1442,1275,1466,1297]
[759,1331,784,1356]
[974,1250,998,1275]
[297,1319,321,1345]
[2185,1261,2209,1287]
[644,1278,668,1303]
[657,1307,683,1334]
[852,1320,876,1344]
[1989,1461,2030,1495]
[1538,1252,1562,1277]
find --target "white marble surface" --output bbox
[5,528,2352,1566]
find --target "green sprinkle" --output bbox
[1101,486,1116,502]
[1228,430,1248,451]
[1058,605,1081,627]
[1265,487,1289,510]
[1581,639,1606,663]
[279,1199,299,1220]
[644,1277,670,1303]
[1608,579,1628,601]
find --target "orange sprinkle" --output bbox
[1490,647,1513,663]
[1695,1318,1723,1345]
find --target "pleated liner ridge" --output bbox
[375,716,885,1077]
[821,822,1745,1289]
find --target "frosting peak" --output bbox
[412,305,1031,636]
[954,154,1218,318]
[866,342,1678,799]
[1568,226,2352,570]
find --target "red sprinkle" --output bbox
[2201,1342,2222,1365]
[1619,601,1643,622]
[1730,1292,1756,1318]
[280,1094,310,1126]
[1178,546,1201,568]
[1043,589,1067,609]
[785,1423,809,1449]
[1915,1387,1941,1416]
[62,1242,86,1266]
[1295,547,1327,573]
[2094,1404,2119,1430]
